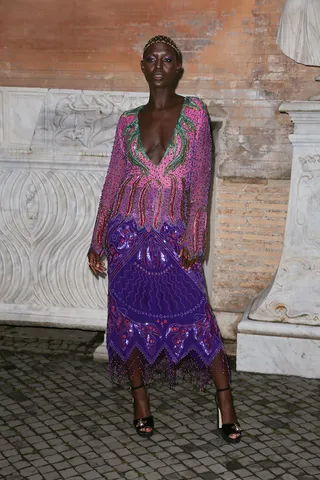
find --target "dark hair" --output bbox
[143,35,182,63]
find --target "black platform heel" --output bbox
[131,383,154,438]
[216,386,242,444]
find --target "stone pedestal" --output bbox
[237,101,320,378]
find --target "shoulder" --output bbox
[121,105,141,118]
[185,96,208,113]
[184,96,209,124]
[184,97,210,131]
[115,106,140,132]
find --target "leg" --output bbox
[126,348,153,435]
[210,350,241,442]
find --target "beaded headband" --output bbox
[143,35,182,60]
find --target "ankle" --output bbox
[131,382,145,391]
[216,388,235,410]
[216,385,231,393]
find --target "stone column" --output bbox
[237,101,320,379]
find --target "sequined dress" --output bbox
[90,96,226,388]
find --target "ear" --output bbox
[140,59,145,72]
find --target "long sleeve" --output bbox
[89,115,127,256]
[182,103,213,260]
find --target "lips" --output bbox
[153,73,164,81]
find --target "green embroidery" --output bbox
[123,97,200,176]
[164,98,198,175]
[124,115,150,176]
[122,106,141,117]
[187,97,202,111]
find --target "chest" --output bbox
[138,109,180,153]
[123,99,198,175]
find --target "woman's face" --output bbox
[141,42,182,88]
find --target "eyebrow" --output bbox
[146,51,174,56]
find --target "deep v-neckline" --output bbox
[137,97,186,168]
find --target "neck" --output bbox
[147,87,179,110]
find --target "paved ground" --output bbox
[0,327,320,480]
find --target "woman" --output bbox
[88,35,242,443]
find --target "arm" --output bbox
[89,115,127,258]
[181,102,212,264]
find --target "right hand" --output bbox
[88,251,106,277]
[178,246,197,270]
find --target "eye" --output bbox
[147,56,155,62]
[164,57,173,62]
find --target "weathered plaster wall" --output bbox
[2,0,318,179]
[1,0,319,330]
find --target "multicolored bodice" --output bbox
[90,96,212,260]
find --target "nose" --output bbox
[155,57,162,69]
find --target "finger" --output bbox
[185,258,194,270]
[89,264,99,275]
[90,262,106,277]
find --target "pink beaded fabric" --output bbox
[90,96,228,389]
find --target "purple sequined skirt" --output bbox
[106,214,226,389]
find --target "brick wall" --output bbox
[212,178,289,312]
[2,0,317,177]
[1,0,318,319]
[1,1,317,97]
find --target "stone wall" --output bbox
[1,0,319,335]
[0,88,147,328]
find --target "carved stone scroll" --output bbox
[0,88,148,328]
[237,101,320,379]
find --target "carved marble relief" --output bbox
[247,104,320,328]
[296,156,320,246]
[0,88,148,327]
[39,91,147,155]
[237,101,320,379]
[250,257,320,325]
[52,94,118,149]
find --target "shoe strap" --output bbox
[134,415,154,428]
[216,386,231,393]
[131,383,145,391]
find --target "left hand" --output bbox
[88,251,106,277]
[179,246,197,270]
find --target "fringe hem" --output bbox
[108,344,230,392]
